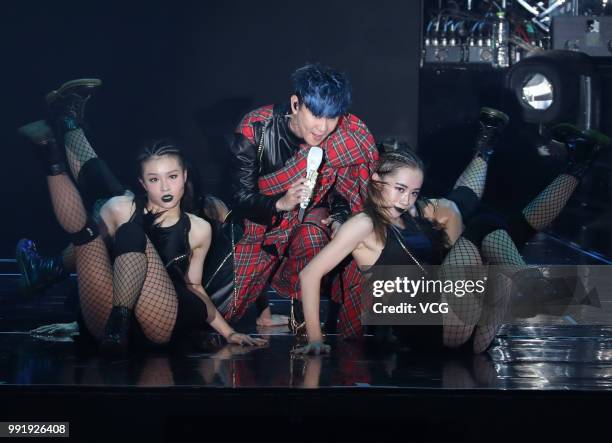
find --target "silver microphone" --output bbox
[298,146,323,221]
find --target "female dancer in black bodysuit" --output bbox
[17,80,286,330]
[19,79,266,354]
[293,146,579,355]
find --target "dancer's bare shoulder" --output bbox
[343,212,372,232]
[330,213,380,268]
[344,213,383,266]
[186,213,212,251]
[347,213,377,248]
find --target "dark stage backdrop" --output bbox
[1,0,421,257]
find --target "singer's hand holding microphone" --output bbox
[275,147,324,218]
[275,180,309,212]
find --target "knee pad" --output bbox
[77,158,126,210]
[69,219,99,246]
[114,222,147,256]
[447,186,480,221]
[462,212,508,249]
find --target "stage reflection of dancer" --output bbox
[227,63,378,329]
[19,79,265,354]
[293,139,608,355]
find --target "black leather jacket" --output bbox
[230,103,351,227]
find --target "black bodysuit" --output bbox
[75,196,211,352]
[371,218,435,268]
[129,196,209,343]
[75,196,211,348]
[366,215,447,351]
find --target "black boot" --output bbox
[100,306,131,357]
[15,239,68,295]
[46,78,101,135]
[474,107,510,162]
[551,123,611,179]
[17,120,67,175]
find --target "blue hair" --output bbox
[291,63,351,118]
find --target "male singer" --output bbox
[227,63,378,333]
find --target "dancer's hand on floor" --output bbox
[291,341,331,355]
[227,332,268,347]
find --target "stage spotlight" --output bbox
[521,73,553,110]
[506,50,600,129]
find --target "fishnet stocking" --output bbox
[480,229,526,275]
[522,174,579,231]
[75,239,113,340]
[439,237,484,348]
[453,155,488,199]
[64,129,97,179]
[47,173,113,340]
[441,232,516,352]
[112,253,147,309]
[47,174,87,233]
[133,239,179,345]
[46,174,179,345]
[472,273,511,353]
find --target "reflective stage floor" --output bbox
[1,233,611,441]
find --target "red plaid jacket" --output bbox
[233,105,378,336]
